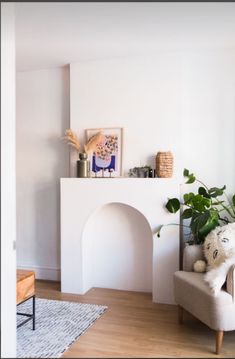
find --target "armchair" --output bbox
[174,244,235,354]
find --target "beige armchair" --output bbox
[174,244,235,354]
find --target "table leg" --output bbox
[32,295,35,330]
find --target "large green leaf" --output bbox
[183,192,195,204]
[232,194,235,206]
[183,168,189,177]
[208,186,226,198]
[190,212,201,236]
[198,187,211,199]
[181,208,193,219]
[190,210,219,241]
[191,194,211,212]
[166,198,180,213]
[186,175,196,184]
[183,169,196,184]
[183,192,211,211]
[198,211,219,238]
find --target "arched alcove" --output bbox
[82,202,153,293]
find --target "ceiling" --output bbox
[15,3,235,72]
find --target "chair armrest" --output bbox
[226,264,235,300]
[183,244,204,271]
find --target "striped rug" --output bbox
[17,297,107,358]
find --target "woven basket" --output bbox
[155,151,173,178]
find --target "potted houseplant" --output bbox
[157,169,235,245]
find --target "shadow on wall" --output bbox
[82,202,153,293]
[34,184,59,268]
[16,66,70,277]
[33,66,70,274]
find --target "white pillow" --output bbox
[203,223,235,295]
[203,223,235,270]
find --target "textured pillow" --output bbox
[226,264,235,298]
[203,223,235,270]
[203,223,235,295]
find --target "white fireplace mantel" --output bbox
[60,178,179,304]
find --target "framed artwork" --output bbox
[85,127,123,177]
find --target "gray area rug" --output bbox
[17,297,107,358]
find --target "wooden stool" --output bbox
[17,269,36,330]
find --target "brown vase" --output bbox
[155,151,173,178]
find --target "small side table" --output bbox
[17,269,36,330]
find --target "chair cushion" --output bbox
[174,271,235,331]
[226,264,235,299]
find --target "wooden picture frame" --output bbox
[85,127,123,177]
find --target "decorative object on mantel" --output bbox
[85,127,123,178]
[77,152,90,178]
[155,151,173,178]
[129,165,153,178]
[62,129,105,178]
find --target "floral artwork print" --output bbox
[86,128,123,177]
[95,135,118,161]
[92,134,118,173]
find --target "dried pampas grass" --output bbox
[62,129,81,151]
[84,132,105,154]
[62,129,105,155]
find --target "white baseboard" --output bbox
[17,264,61,281]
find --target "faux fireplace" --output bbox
[60,178,179,304]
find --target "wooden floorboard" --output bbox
[36,280,235,358]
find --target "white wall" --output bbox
[70,56,183,179]
[15,3,235,71]
[16,67,70,280]
[1,3,16,357]
[70,51,235,195]
[16,4,235,282]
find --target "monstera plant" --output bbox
[157,169,235,244]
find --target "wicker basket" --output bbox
[155,151,173,178]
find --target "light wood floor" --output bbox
[36,281,235,358]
